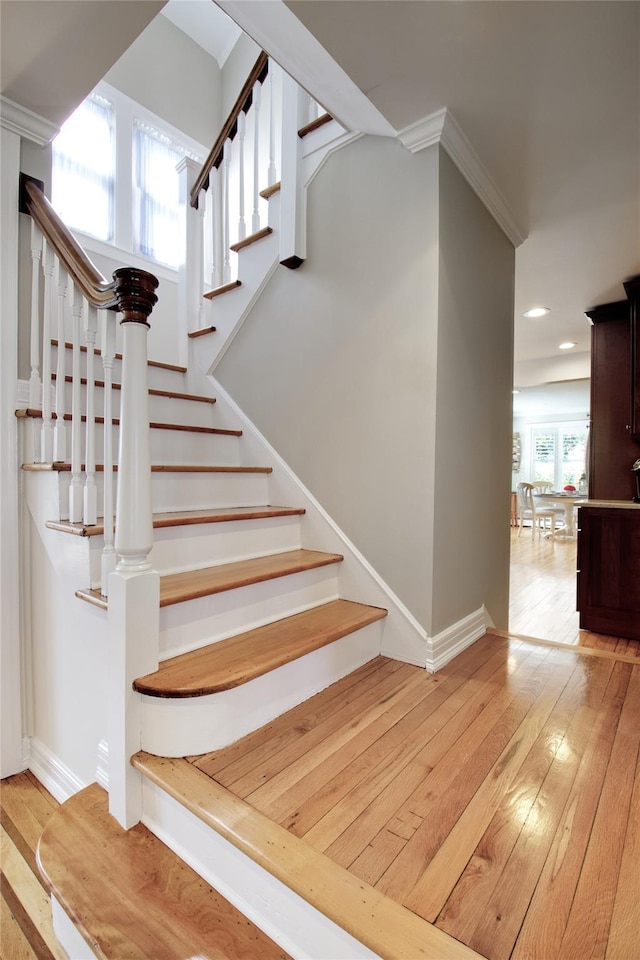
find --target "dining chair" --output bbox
[516,482,557,538]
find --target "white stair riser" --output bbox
[144,619,382,755]
[160,565,340,659]
[54,382,217,428]
[51,346,187,393]
[55,470,270,520]
[86,515,303,589]
[82,423,241,466]
[140,779,378,960]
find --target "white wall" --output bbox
[217,135,440,627]
[221,32,261,117]
[431,149,515,635]
[105,13,222,149]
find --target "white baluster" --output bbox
[40,241,55,462]
[268,65,277,187]
[83,301,98,526]
[53,256,67,462]
[211,167,223,288]
[237,111,246,241]
[177,156,205,336]
[252,80,262,234]
[28,222,42,411]
[196,188,206,329]
[101,311,116,595]
[222,138,232,284]
[68,284,84,523]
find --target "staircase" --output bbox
[15,59,432,959]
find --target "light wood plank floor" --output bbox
[509,527,640,656]
[193,636,640,960]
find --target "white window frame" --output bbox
[528,419,589,490]
[53,81,206,280]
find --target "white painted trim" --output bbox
[425,605,491,672]
[28,737,87,804]
[0,96,59,145]
[96,739,109,791]
[398,108,526,247]
[209,377,428,666]
[51,897,97,960]
[16,379,30,409]
[217,0,395,138]
[142,778,379,959]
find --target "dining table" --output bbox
[535,492,587,540]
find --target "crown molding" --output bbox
[398,108,526,248]
[0,97,59,146]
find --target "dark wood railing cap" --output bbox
[112,268,159,327]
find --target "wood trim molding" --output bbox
[0,96,59,145]
[28,737,86,804]
[397,108,526,248]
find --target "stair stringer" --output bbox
[203,376,430,667]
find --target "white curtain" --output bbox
[52,94,114,242]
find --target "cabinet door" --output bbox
[577,507,640,641]
[624,277,640,439]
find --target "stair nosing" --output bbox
[51,375,217,404]
[203,279,242,301]
[23,463,272,474]
[16,409,240,436]
[229,226,273,253]
[52,340,186,373]
[134,599,387,697]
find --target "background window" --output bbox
[52,94,115,242]
[531,423,588,490]
[134,121,182,269]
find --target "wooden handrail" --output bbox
[21,176,158,321]
[190,51,269,208]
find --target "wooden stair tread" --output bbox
[76,549,342,611]
[203,279,242,301]
[229,226,273,253]
[260,181,281,200]
[134,599,387,697]
[23,463,272,474]
[46,505,306,538]
[16,409,240,436]
[52,340,186,373]
[132,753,485,960]
[37,783,292,960]
[188,325,217,339]
[52,375,216,403]
[298,112,333,138]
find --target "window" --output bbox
[51,83,204,271]
[52,94,115,242]
[530,423,588,490]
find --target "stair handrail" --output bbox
[190,50,269,207]
[21,176,159,314]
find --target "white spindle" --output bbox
[28,221,42,411]
[237,111,246,241]
[222,138,232,284]
[211,168,223,288]
[177,156,205,334]
[83,301,98,526]
[53,257,67,462]
[68,284,84,522]
[101,311,116,594]
[268,65,277,186]
[40,241,54,463]
[252,80,262,234]
[196,188,206,328]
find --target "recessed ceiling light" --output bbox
[559,341,577,350]
[512,389,521,394]
[523,307,550,318]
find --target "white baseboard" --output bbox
[426,605,491,672]
[96,739,109,791]
[28,737,87,803]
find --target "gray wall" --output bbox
[106,14,222,148]
[221,33,261,118]
[217,135,440,627]
[432,149,514,633]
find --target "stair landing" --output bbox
[37,783,291,960]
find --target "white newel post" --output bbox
[237,110,246,241]
[222,139,232,284]
[177,157,204,339]
[107,268,159,829]
[252,80,262,234]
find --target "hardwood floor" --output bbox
[193,637,640,960]
[508,527,640,656]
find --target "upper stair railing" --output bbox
[20,176,159,595]
[180,52,326,334]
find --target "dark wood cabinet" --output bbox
[577,506,640,641]
[586,277,640,501]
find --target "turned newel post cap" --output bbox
[112,267,159,326]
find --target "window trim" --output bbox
[53,80,206,276]
[528,419,589,490]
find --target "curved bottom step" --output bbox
[37,783,292,960]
